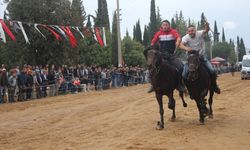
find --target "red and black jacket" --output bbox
[151,28,180,54]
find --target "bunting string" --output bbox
[0,19,107,47]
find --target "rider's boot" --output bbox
[177,70,186,92]
[147,85,154,93]
[211,73,221,94]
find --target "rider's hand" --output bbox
[186,47,192,52]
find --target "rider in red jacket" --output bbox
[147,20,185,93]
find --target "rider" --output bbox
[179,22,221,94]
[147,20,186,93]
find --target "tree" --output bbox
[133,20,142,43]
[228,48,237,64]
[122,35,145,66]
[95,0,110,30]
[71,0,86,26]
[198,12,206,30]
[222,27,226,42]
[174,11,187,36]
[4,0,76,66]
[111,11,118,66]
[143,25,150,47]
[213,21,219,43]
[156,6,162,27]
[228,41,237,64]
[238,38,246,61]
[148,0,158,39]
[86,15,92,27]
[212,42,233,60]
[171,17,177,29]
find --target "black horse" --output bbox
[184,50,214,124]
[145,48,187,130]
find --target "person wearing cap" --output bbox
[147,20,186,93]
[179,23,220,94]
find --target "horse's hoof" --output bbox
[156,125,164,130]
[183,103,188,107]
[199,120,205,125]
[170,117,176,122]
[156,121,164,130]
[168,104,174,110]
[208,114,214,119]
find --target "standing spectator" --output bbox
[0,69,3,104]
[33,71,41,99]
[41,69,48,97]
[8,69,17,103]
[0,68,9,103]
[25,70,33,100]
[230,64,235,76]
[17,68,27,101]
[47,70,56,96]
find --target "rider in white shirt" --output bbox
[180,23,221,94]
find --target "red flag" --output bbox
[0,19,16,41]
[94,27,104,47]
[42,25,62,41]
[61,26,77,48]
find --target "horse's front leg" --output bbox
[156,93,164,130]
[179,91,188,108]
[168,92,176,121]
[194,98,206,125]
[208,90,214,118]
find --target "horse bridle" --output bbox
[188,51,201,81]
[148,50,162,77]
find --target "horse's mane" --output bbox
[144,45,159,58]
[188,50,199,55]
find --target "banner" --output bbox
[0,19,107,47]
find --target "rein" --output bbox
[149,64,161,77]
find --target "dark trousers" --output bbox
[8,87,16,103]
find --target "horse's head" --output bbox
[145,48,162,70]
[187,50,201,81]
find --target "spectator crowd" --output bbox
[0,64,149,104]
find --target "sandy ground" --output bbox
[0,72,250,150]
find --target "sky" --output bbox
[1,0,250,49]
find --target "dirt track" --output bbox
[0,72,250,150]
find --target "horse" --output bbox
[145,47,187,130]
[184,50,215,124]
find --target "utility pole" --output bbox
[116,0,122,67]
[210,40,213,61]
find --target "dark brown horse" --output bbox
[184,50,214,124]
[145,48,187,130]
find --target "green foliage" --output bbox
[213,21,219,43]
[71,0,86,26]
[228,48,237,64]
[171,18,177,29]
[133,20,142,43]
[238,37,246,61]
[122,36,145,66]
[198,12,206,30]
[95,0,110,30]
[212,42,233,60]
[143,25,150,47]
[148,0,159,39]
[173,11,187,36]
[222,28,226,42]
[111,11,118,66]
[0,0,112,68]
[156,7,162,27]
